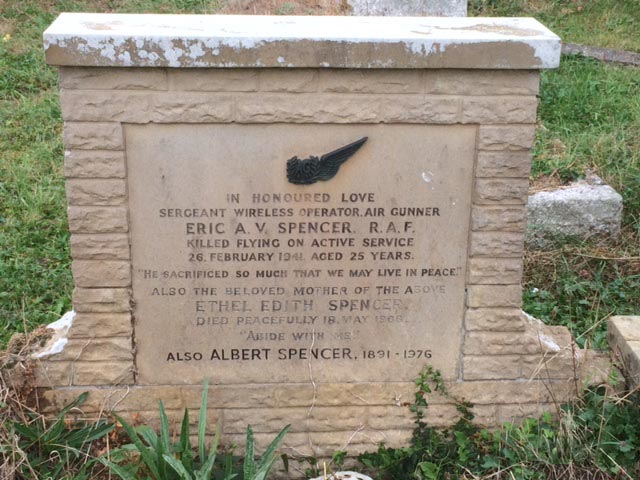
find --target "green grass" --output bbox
[1,1,70,344]
[359,368,640,480]
[520,55,640,349]
[470,0,640,52]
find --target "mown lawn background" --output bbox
[1,0,639,350]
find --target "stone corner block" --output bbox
[526,180,623,245]
[65,150,126,178]
[68,206,129,234]
[72,260,132,287]
[466,285,522,309]
[72,287,131,313]
[63,122,124,150]
[66,179,127,206]
[608,316,640,387]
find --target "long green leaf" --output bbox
[179,408,193,471]
[224,451,234,479]
[198,377,210,463]
[197,450,217,480]
[159,400,172,453]
[200,422,221,480]
[137,425,159,447]
[65,422,115,446]
[158,400,171,479]
[114,413,161,479]
[255,424,290,473]
[163,454,193,480]
[58,391,89,418]
[243,425,256,480]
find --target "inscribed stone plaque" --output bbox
[126,124,475,385]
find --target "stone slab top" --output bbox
[44,13,561,69]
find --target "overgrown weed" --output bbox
[359,368,640,479]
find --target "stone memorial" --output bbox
[35,13,608,462]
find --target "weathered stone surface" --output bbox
[169,69,258,91]
[477,125,536,151]
[60,90,152,122]
[59,66,167,90]
[467,285,522,308]
[529,322,574,354]
[608,316,640,387]
[521,352,579,380]
[222,405,417,433]
[152,93,235,122]
[475,178,529,204]
[44,15,561,70]
[235,94,378,123]
[38,381,446,414]
[65,150,126,178]
[66,179,126,206]
[376,95,460,123]
[127,123,474,384]
[72,287,131,313]
[465,308,526,331]
[609,316,640,342]
[468,258,523,284]
[462,96,537,124]
[260,69,318,92]
[471,206,527,232]
[463,355,521,380]
[527,179,623,244]
[35,360,134,386]
[470,231,524,257]
[424,70,539,95]
[451,380,578,405]
[67,206,128,233]
[45,337,133,362]
[476,151,532,178]
[319,70,422,93]
[464,331,533,355]
[68,312,132,337]
[61,91,237,123]
[72,260,131,287]
[63,122,123,150]
[70,233,130,260]
[348,0,467,16]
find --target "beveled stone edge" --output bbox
[44,14,561,69]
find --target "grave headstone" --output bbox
[35,13,608,463]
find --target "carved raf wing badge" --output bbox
[286,137,368,185]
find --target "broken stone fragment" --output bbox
[526,176,623,246]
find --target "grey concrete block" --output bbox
[349,0,467,16]
[526,177,622,245]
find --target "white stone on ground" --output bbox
[348,0,467,16]
[526,175,622,245]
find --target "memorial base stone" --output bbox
[28,13,610,469]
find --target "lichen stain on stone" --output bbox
[82,21,123,31]
[455,24,542,37]
[425,41,543,69]
[45,36,543,69]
